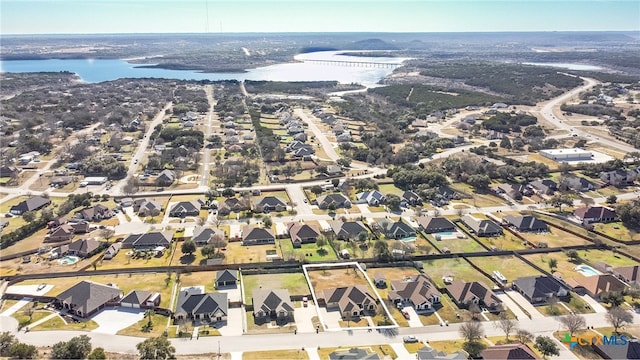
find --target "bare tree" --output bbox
[211,234,227,255]
[516,329,535,344]
[606,306,634,334]
[99,228,115,242]
[494,315,518,342]
[459,321,484,343]
[469,303,482,320]
[559,314,586,336]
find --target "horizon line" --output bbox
[2,29,640,37]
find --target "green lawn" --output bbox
[429,235,486,254]
[518,227,591,248]
[474,233,529,251]
[594,222,640,241]
[574,248,638,267]
[116,313,169,337]
[469,256,543,285]
[244,349,308,360]
[378,183,404,196]
[278,239,338,262]
[32,315,98,331]
[317,345,397,360]
[242,273,310,304]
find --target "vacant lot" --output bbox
[178,271,219,291]
[368,267,420,298]
[474,233,529,251]
[97,245,175,270]
[243,349,308,360]
[518,227,591,248]
[523,253,576,279]
[469,256,543,285]
[307,267,371,294]
[317,345,397,360]
[594,222,640,241]
[574,248,638,267]
[242,273,309,304]
[421,258,494,288]
[225,242,280,264]
[429,235,486,254]
[279,240,338,262]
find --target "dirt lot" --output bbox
[307,267,371,293]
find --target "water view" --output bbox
[0,51,410,87]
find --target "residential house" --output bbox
[215,269,238,288]
[600,169,636,186]
[336,133,352,142]
[529,179,558,196]
[49,176,73,187]
[503,215,548,232]
[192,226,225,246]
[416,347,466,360]
[329,348,380,360]
[121,231,173,250]
[493,183,532,200]
[612,265,639,285]
[55,281,122,318]
[241,225,275,245]
[402,191,422,206]
[416,216,456,234]
[512,276,569,304]
[355,190,386,206]
[462,214,503,237]
[46,224,76,242]
[103,242,122,260]
[322,285,377,318]
[134,199,163,217]
[253,196,287,213]
[376,218,416,240]
[156,169,176,186]
[561,175,596,192]
[169,201,201,217]
[480,344,540,360]
[119,197,134,207]
[75,204,112,221]
[252,288,295,324]
[287,223,320,247]
[592,338,640,360]
[445,280,502,311]
[217,197,250,215]
[388,274,441,313]
[120,290,161,309]
[0,166,19,178]
[292,133,307,142]
[573,206,617,224]
[292,147,315,159]
[330,220,368,241]
[174,287,228,324]
[326,165,343,176]
[47,217,68,229]
[373,273,387,288]
[566,274,627,299]
[10,196,51,215]
[316,193,351,210]
[55,238,104,258]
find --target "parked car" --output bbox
[402,311,410,320]
[403,336,419,343]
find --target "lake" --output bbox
[0,51,410,87]
[522,62,603,71]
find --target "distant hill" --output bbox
[345,38,399,50]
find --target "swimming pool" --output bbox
[436,231,454,236]
[58,255,80,265]
[575,264,601,277]
[401,236,417,243]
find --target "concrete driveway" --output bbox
[504,290,544,319]
[401,306,423,328]
[91,307,145,334]
[218,308,243,336]
[295,304,318,333]
[580,294,607,313]
[0,298,32,316]
[317,308,341,330]
[495,291,528,320]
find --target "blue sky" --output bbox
[1,0,639,34]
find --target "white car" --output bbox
[403,336,419,343]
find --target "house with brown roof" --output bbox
[218,197,250,215]
[566,274,627,299]
[55,238,105,258]
[612,265,639,285]
[252,288,295,324]
[46,224,76,242]
[287,222,321,247]
[322,285,377,318]
[55,281,122,318]
[573,206,617,224]
[388,274,441,313]
[445,280,502,312]
[75,204,112,221]
[134,199,163,217]
[480,343,540,360]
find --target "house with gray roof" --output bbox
[55,238,105,258]
[287,222,320,247]
[402,191,422,206]
[316,193,351,210]
[417,347,467,360]
[562,175,596,192]
[156,169,176,186]
[75,204,112,221]
[461,214,503,237]
[192,226,225,246]
[253,196,287,213]
[445,280,502,312]
[56,281,122,318]
[242,225,275,245]
[322,285,377,318]
[120,290,161,309]
[10,196,51,215]
[481,344,539,360]
[388,274,441,313]
[330,220,368,241]
[121,231,173,249]
[415,216,455,234]
[529,179,558,196]
[134,199,163,217]
[376,218,416,239]
[169,201,201,217]
[355,190,386,206]
[512,276,569,304]
[217,197,250,215]
[504,215,548,232]
[252,288,295,324]
[215,269,238,288]
[592,338,640,360]
[103,242,121,260]
[174,287,228,324]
